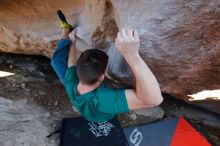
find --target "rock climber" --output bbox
[51,10,163,122]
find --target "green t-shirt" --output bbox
[64,66,129,122]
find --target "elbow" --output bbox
[143,94,164,108]
[154,95,163,106]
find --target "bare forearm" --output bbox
[124,53,163,106]
[68,40,77,67]
[115,29,163,107]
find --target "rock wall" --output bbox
[0,0,220,113]
[0,0,83,57]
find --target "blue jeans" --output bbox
[51,39,72,84]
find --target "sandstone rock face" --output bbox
[0,0,220,113]
[0,0,83,57]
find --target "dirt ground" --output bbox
[0,53,219,146]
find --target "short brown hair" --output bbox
[76,49,108,85]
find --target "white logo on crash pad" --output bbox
[88,122,115,137]
[130,128,142,146]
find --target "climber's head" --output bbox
[76,49,109,85]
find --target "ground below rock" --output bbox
[0,96,60,146]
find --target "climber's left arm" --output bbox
[51,30,77,84]
[67,30,77,67]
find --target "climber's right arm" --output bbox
[115,29,163,110]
